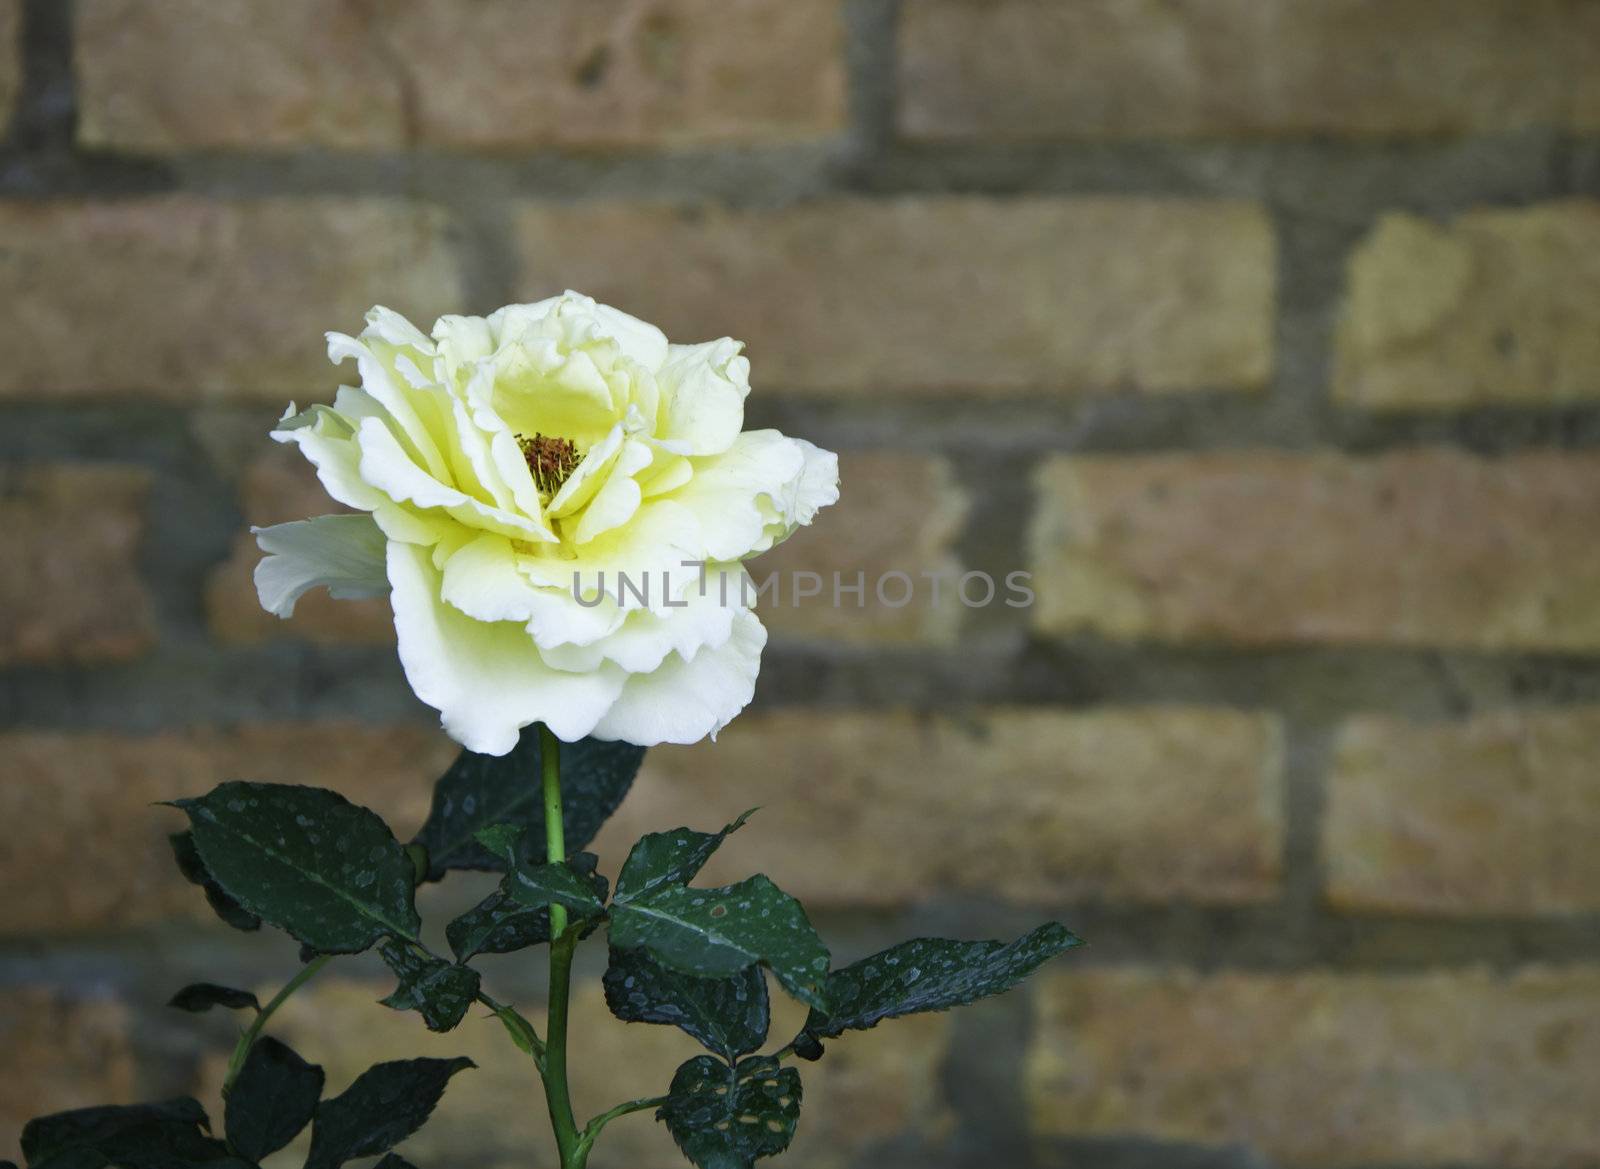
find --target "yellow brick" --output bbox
[0,197,463,401]
[758,453,968,646]
[515,199,1275,397]
[1326,706,1600,914]
[596,707,1284,907]
[0,465,155,665]
[1028,966,1600,1167]
[1032,450,1600,651]
[1337,203,1600,410]
[76,0,845,152]
[901,0,1600,142]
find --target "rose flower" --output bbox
[255,292,838,754]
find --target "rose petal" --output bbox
[657,339,751,456]
[388,542,627,755]
[571,439,654,544]
[540,565,745,674]
[590,608,766,745]
[439,532,624,648]
[253,514,391,618]
[356,416,556,543]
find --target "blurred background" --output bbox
[3,1,1600,1166]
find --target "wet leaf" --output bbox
[169,832,260,933]
[171,782,421,954]
[303,1057,474,1169]
[224,1036,323,1161]
[604,947,769,1061]
[612,811,755,903]
[659,1055,801,1169]
[166,983,260,1014]
[610,875,829,1011]
[446,853,606,961]
[502,859,607,919]
[472,823,523,865]
[446,890,551,962]
[378,940,481,1033]
[412,731,644,880]
[801,923,1081,1042]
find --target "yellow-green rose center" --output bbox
[518,432,581,498]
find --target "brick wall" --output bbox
[4,2,1600,1167]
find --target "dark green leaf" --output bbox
[171,782,421,954]
[446,890,550,962]
[659,1055,801,1169]
[22,1099,205,1161]
[374,1157,419,1169]
[446,854,607,961]
[502,860,607,919]
[20,1098,234,1169]
[613,811,755,903]
[170,832,261,933]
[30,1153,109,1169]
[603,947,768,1061]
[167,983,260,1014]
[473,823,523,865]
[224,1036,323,1161]
[303,1057,473,1169]
[412,731,644,880]
[610,875,830,1011]
[378,940,481,1033]
[801,923,1081,1042]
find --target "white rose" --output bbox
[254,292,838,755]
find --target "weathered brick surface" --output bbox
[0,465,155,665]
[1325,706,1600,915]
[0,988,136,1164]
[0,725,454,936]
[204,979,949,1168]
[389,0,846,150]
[1031,450,1600,651]
[76,0,844,152]
[0,198,462,401]
[0,0,19,137]
[207,446,395,645]
[16,0,1600,1156]
[75,0,407,151]
[900,0,1600,142]
[758,452,968,645]
[595,708,1284,907]
[515,199,1275,396]
[1336,203,1600,410]
[1028,966,1600,1167]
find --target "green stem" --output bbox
[221,954,332,1096]
[538,724,583,1168]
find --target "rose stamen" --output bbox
[518,433,580,497]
